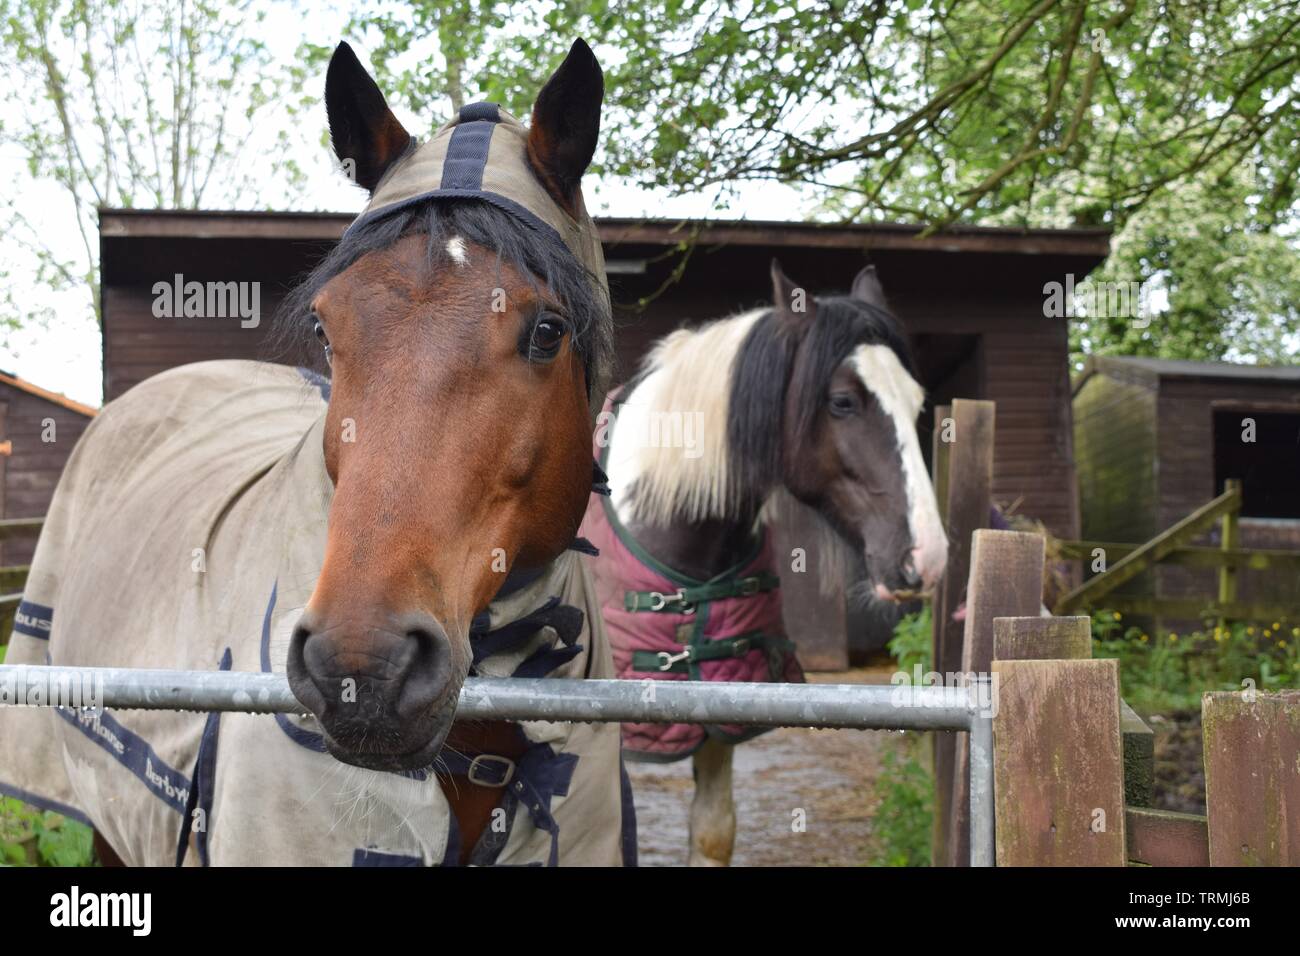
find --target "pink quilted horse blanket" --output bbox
[581,396,804,760]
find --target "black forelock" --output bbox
[726,294,917,510]
[271,199,613,397]
[787,295,916,441]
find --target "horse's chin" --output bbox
[321,716,454,773]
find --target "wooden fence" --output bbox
[1053,479,1300,622]
[949,528,1300,866]
[0,518,41,645]
[929,400,1296,865]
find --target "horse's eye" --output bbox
[829,392,859,418]
[311,314,328,345]
[525,313,568,361]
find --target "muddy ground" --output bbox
[626,666,911,867]
[1147,710,1206,814]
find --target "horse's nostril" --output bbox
[287,622,328,712]
[394,615,455,721]
[902,562,924,591]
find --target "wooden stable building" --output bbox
[1073,355,1300,618]
[0,372,96,566]
[99,209,1111,665]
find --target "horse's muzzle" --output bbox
[287,610,459,771]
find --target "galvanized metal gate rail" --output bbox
[0,665,995,866]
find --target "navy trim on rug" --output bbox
[176,647,231,867]
[51,705,191,815]
[12,600,53,640]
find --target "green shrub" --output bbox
[0,797,95,867]
[1091,610,1300,713]
[871,606,935,866]
[869,737,933,867]
[887,605,933,675]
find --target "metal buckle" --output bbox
[733,637,750,655]
[655,649,692,671]
[739,577,761,596]
[466,754,516,788]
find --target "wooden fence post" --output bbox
[930,399,994,866]
[993,615,1092,661]
[1217,478,1240,633]
[1203,689,1300,865]
[993,615,1154,808]
[945,529,1043,867]
[992,649,1128,866]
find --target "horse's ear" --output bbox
[528,39,603,214]
[325,42,411,194]
[850,264,888,310]
[771,259,816,328]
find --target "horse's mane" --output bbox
[271,198,614,406]
[617,292,916,527]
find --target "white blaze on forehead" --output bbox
[848,343,949,586]
[445,235,468,266]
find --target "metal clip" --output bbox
[655,649,692,671]
[648,589,695,613]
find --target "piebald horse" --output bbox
[583,262,947,865]
[0,40,634,865]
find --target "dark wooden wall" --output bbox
[0,382,94,565]
[1155,377,1300,611]
[1074,363,1300,621]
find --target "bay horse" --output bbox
[0,40,635,865]
[582,261,947,865]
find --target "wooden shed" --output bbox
[1073,355,1300,616]
[0,371,96,566]
[99,209,1111,664]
